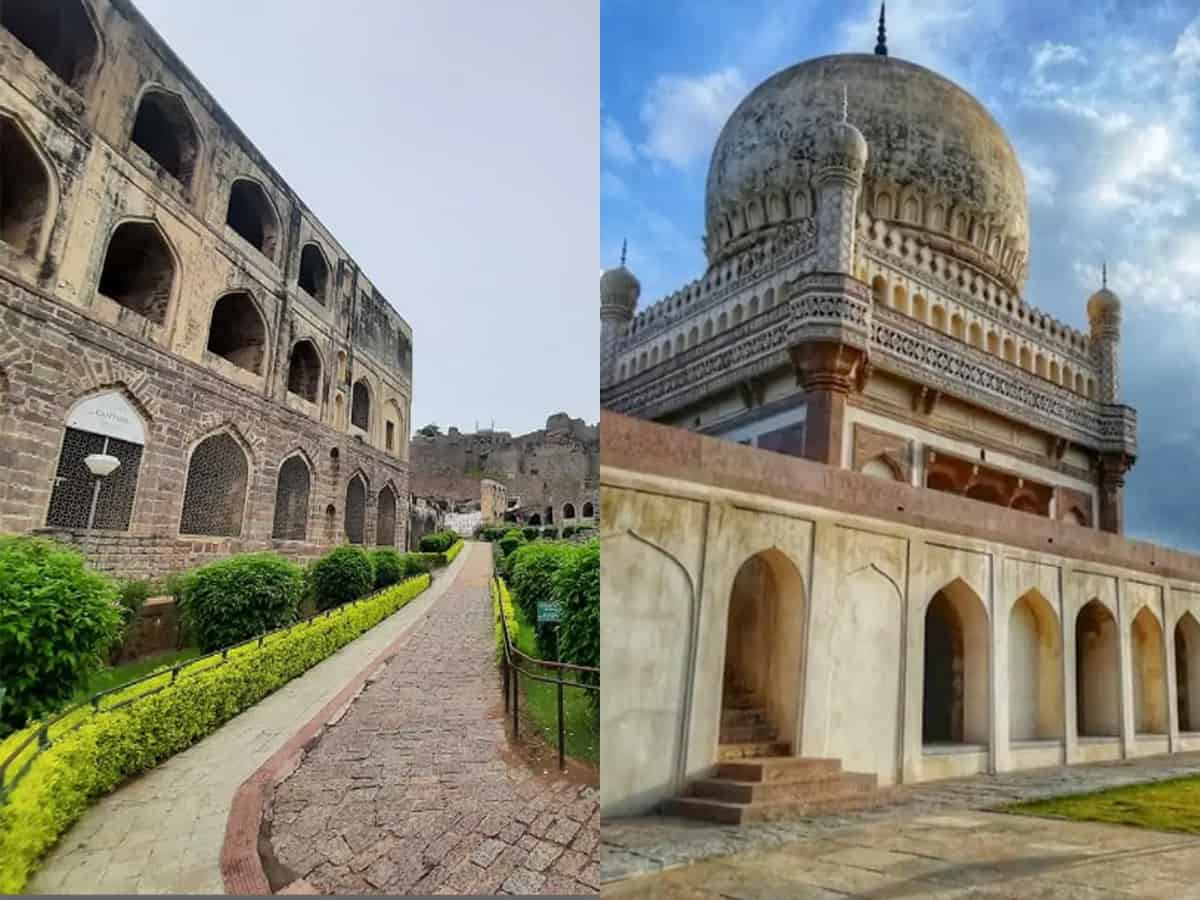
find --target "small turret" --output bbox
[600,240,640,388]
[1087,263,1121,403]
[813,88,868,274]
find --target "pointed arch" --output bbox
[130,86,200,188]
[272,450,312,541]
[376,483,397,546]
[1009,590,1063,740]
[344,471,368,544]
[1076,599,1120,737]
[298,242,330,302]
[923,577,990,745]
[207,291,268,374]
[1176,613,1200,732]
[179,426,251,536]
[581,501,594,519]
[0,111,57,262]
[1132,606,1168,734]
[286,339,322,403]
[563,502,576,520]
[98,219,178,326]
[226,178,280,261]
[351,378,371,431]
[1,1,100,90]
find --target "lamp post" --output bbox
[83,450,121,529]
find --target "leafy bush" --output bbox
[419,530,457,553]
[0,537,123,735]
[491,576,518,664]
[0,574,430,894]
[554,540,600,676]
[178,553,303,653]
[307,545,374,611]
[522,526,539,542]
[508,542,574,626]
[498,528,526,559]
[445,540,465,563]
[562,526,576,538]
[370,549,405,589]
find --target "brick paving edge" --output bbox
[219,566,460,895]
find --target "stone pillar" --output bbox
[1098,452,1133,535]
[790,341,866,466]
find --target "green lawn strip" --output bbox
[509,600,598,766]
[0,574,431,894]
[69,648,203,706]
[1006,775,1200,834]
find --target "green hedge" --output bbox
[555,540,600,675]
[491,576,517,664]
[308,545,374,611]
[0,574,430,894]
[179,553,304,653]
[507,542,575,643]
[418,530,458,553]
[370,549,405,589]
[445,540,465,564]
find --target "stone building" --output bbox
[409,414,598,529]
[480,478,509,524]
[0,0,412,578]
[599,30,1200,822]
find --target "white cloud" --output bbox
[1174,16,1200,68]
[638,67,747,169]
[1030,41,1086,91]
[602,116,636,164]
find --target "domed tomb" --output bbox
[705,54,1029,292]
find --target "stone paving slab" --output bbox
[269,543,600,895]
[28,548,472,896]
[601,751,1200,885]
[601,810,1200,899]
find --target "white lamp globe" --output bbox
[84,453,121,477]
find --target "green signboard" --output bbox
[537,601,561,624]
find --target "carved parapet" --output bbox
[787,272,873,353]
[1097,404,1137,458]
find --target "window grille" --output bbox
[46,428,142,530]
[345,477,366,544]
[180,433,248,536]
[272,456,311,540]
[376,487,396,546]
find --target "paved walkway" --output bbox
[603,809,1200,899]
[268,543,600,895]
[602,752,1200,887]
[29,547,473,895]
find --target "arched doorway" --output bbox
[721,549,805,752]
[1008,590,1063,741]
[528,513,541,526]
[1176,613,1200,732]
[1132,607,1168,734]
[923,579,989,746]
[1076,600,1120,736]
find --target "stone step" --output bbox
[689,771,877,805]
[664,790,881,825]
[718,723,779,744]
[716,741,791,761]
[716,756,842,782]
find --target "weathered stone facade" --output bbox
[0,0,411,576]
[410,414,598,526]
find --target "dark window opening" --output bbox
[45,428,142,530]
[286,340,321,403]
[376,486,396,546]
[0,116,49,258]
[131,90,198,187]
[298,243,329,302]
[97,222,174,325]
[207,292,267,374]
[226,179,278,260]
[345,476,366,544]
[582,501,594,518]
[563,502,576,519]
[180,432,248,536]
[385,421,395,451]
[351,379,370,431]
[528,513,542,526]
[272,455,311,541]
[1,0,98,89]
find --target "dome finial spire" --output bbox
[1102,260,1107,288]
[620,238,627,267]
[875,2,888,56]
[842,83,848,122]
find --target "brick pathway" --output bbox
[602,751,1200,886]
[268,543,600,895]
[28,547,471,895]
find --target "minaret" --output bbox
[812,86,869,274]
[1087,265,1130,534]
[600,240,640,389]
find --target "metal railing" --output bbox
[494,574,599,772]
[0,571,434,801]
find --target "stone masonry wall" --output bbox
[0,274,408,578]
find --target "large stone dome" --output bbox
[705,54,1029,292]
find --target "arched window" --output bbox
[46,391,146,531]
[923,579,989,745]
[1,1,98,90]
[298,243,330,302]
[528,513,542,526]
[563,502,576,519]
[271,454,311,541]
[131,89,199,188]
[1076,599,1120,736]
[344,474,366,544]
[225,179,279,260]
[98,222,175,325]
[351,379,370,431]
[0,115,51,259]
[376,485,396,546]
[207,292,267,374]
[1176,613,1200,733]
[1008,590,1063,741]
[582,501,594,518]
[286,340,321,403]
[1132,607,1168,734]
[180,431,249,536]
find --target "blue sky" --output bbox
[601,0,1200,551]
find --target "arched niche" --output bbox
[1008,590,1063,741]
[923,578,990,746]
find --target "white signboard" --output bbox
[66,391,146,445]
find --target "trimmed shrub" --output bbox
[0,537,123,735]
[498,528,525,559]
[508,542,574,625]
[491,576,518,664]
[0,574,430,894]
[178,553,303,653]
[554,540,600,676]
[370,548,405,589]
[522,526,539,542]
[308,545,374,612]
[445,540,465,563]
[562,526,576,538]
[419,530,457,553]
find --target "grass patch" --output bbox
[69,649,202,705]
[1008,775,1200,833]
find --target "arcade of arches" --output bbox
[600,423,1200,819]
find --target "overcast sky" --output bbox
[601,0,1200,552]
[136,0,598,438]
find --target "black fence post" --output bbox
[557,674,565,772]
[512,666,519,739]
[503,656,510,713]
